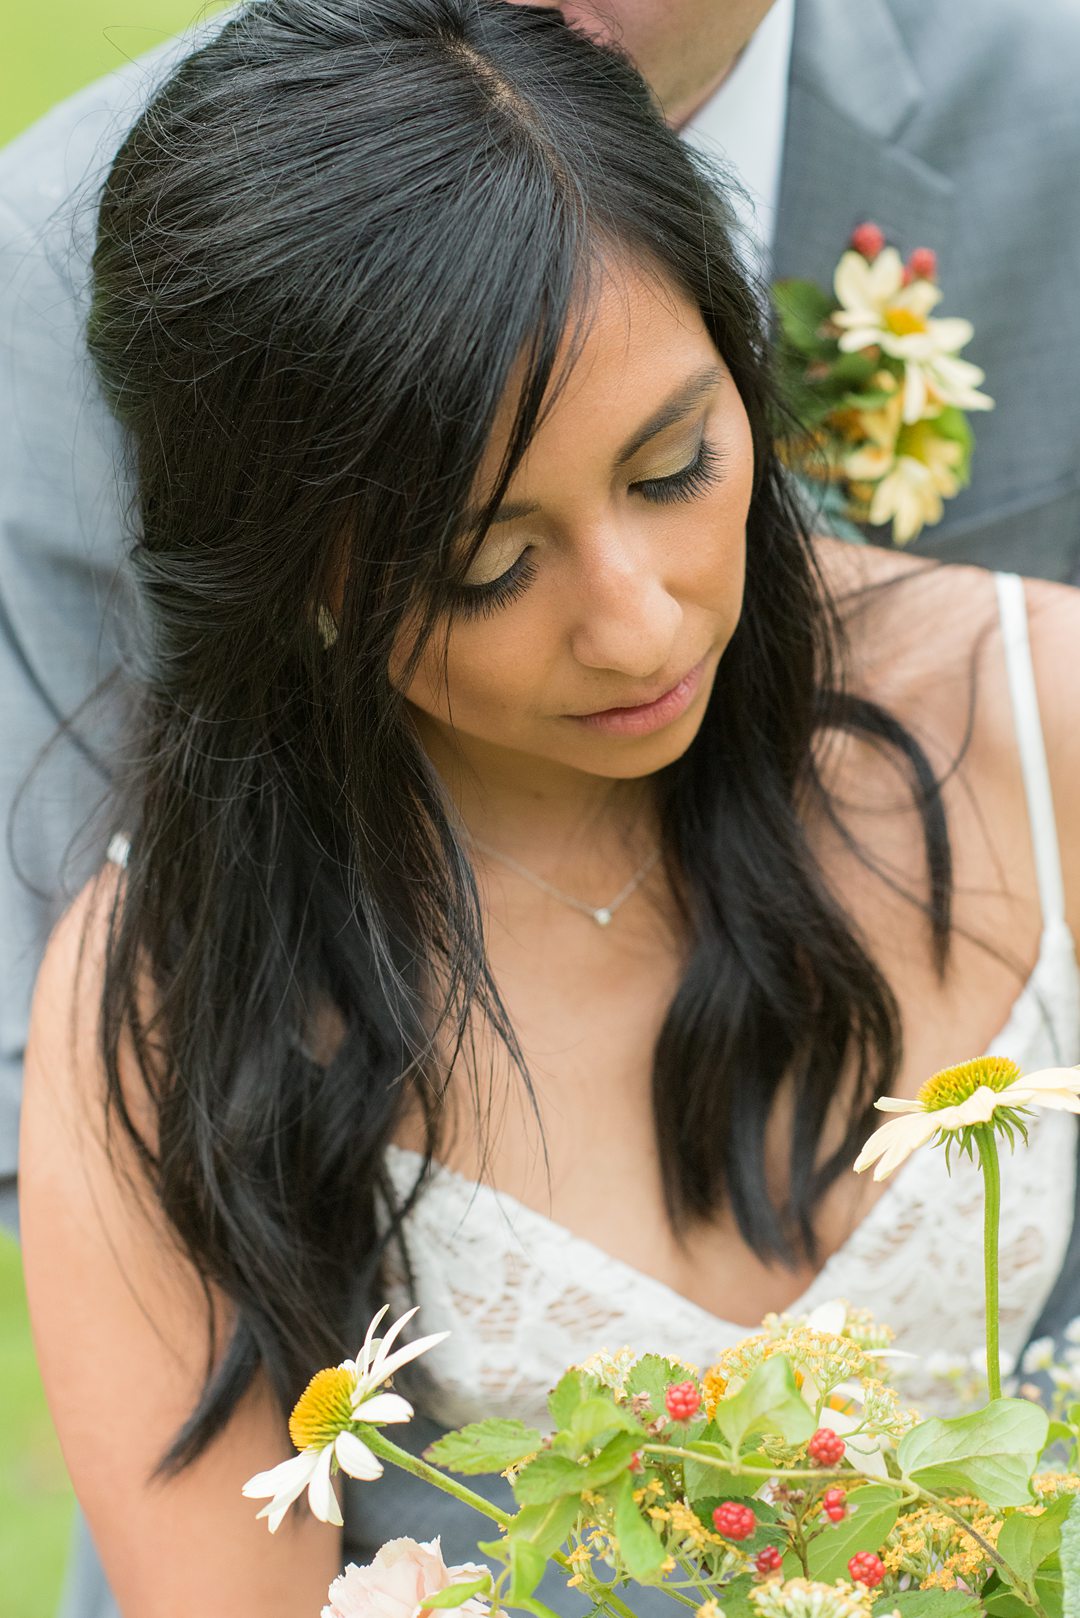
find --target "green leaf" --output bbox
[423,1577,492,1610]
[1060,1494,1080,1616]
[998,1494,1074,1587]
[805,1484,900,1583]
[711,1355,816,1454]
[773,278,835,353]
[508,1538,547,1603]
[548,1369,600,1431]
[624,1354,694,1421]
[897,1400,1049,1510]
[514,1453,588,1506]
[878,1593,981,1618]
[510,1496,582,1559]
[567,1397,640,1449]
[609,1471,668,1582]
[683,1446,773,1504]
[514,1432,639,1506]
[425,1419,543,1475]
[518,1601,565,1618]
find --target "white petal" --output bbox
[242,1449,318,1502]
[1014,1068,1080,1095]
[866,247,904,305]
[335,1428,384,1480]
[307,1443,344,1527]
[854,1112,938,1179]
[948,1086,1006,1127]
[356,1304,393,1380]
[872,1096,925,1115]
[837,324,885,352]
[353,1391,415,1425]
[243,1450,320,1534]
[804,1300,849,1337]
[901,363,928,423]
[834,251,877,315]
[926,316,974,352]
[370,1330,451,1387]
[367,1306,421,1383]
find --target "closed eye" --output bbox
[632,438,725,504]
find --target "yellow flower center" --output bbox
[884,306,927,337]
[916,1056,1023,1113]
[289,1365,356,1451]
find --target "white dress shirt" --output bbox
[681,0,796,272]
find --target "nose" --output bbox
[567,533,683,678]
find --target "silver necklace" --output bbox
[468,836,661,927]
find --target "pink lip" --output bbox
[569,656,710,737]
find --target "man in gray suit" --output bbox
[2,2,1079,1612]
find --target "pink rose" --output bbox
[322,1536,490,1618]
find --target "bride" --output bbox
[18,0,1080,1612]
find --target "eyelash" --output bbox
[452,437,725,620]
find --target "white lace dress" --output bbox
[378,575,1080,1427]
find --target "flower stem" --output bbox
[975,1125,1003,1401]
[358,1428,514,1529]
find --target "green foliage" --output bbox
[548,1369,601,1431]
[805,1484,900,1583]
[877,1593,981,1618]
[514,1433,640,1506]
[897,1400,1049,1510]
[1061,1492,1080,1616]
[624,1354,694,1422]
[773,279,834,354]
[710,1355,816,1454]
[425,1419,543,1475]
[423,1576,492,1609]
[997,1493,1073,1588]
[609,1472,668,1581]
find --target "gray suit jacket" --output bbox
[2,3,1078,1614]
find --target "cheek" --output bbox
[399,615,547,735]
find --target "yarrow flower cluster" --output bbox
[748,1576,887,1618]
[774,222,994,545]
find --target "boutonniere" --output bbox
[774,222,994,546]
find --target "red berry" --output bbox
[665,1380,702,1422]
[822,1486,847,1522]
[755,1546,783,1575]
[908,246,938,281]
[807,1428,846,1467]
[850,221,885,260]
[712,1501,757,1541]
[848,1552,886,1589]
[628,1451,643,1473]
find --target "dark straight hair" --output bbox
[85,0,949,1468]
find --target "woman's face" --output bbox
[399,263,754,790]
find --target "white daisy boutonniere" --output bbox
[774,222,993,546]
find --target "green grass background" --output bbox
[2,11,230,1611]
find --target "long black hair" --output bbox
[85,0,948,1469]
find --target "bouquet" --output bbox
[774,223,994,547]
[244,1056,1080,1618]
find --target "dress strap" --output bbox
[995,571,1067,928]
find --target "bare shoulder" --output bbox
[20,874,340,1615]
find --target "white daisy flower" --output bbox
[1021,1336,1057,1375]
[831,247,993,423]
[854,1057,1080,1182]
[243,1305,449,1532]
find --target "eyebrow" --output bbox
[470,362,725,530]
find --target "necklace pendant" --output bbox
[593,907,613,927]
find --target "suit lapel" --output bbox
[773,0,954,286]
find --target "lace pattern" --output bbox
[378,925,1080,1429]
